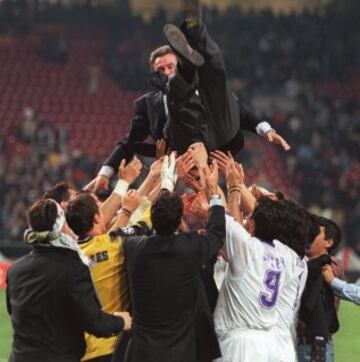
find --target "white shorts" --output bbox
[275,332,297,362]
[214,328,284,362]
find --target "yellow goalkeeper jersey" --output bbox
[79,232,129,361]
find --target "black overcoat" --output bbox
[123,205,225,362]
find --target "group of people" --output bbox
[7,140,358,362]
[0,108,96,242]
[6,1,359,362]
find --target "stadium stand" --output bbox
[0,4,359,260]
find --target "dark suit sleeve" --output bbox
[239,103,264,134]
[104,96,151,169]
[200,205,225,264]
[68,261,124,337]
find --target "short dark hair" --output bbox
[43,182,74,204]
[318,217,342,255]
[252,197,313,258]
[66,193,99,237]
[151,190,183,235]
[27,199,58,232]
[149,45,175,69]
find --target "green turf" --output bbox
[334,300,360,361]
[0,290,12,362]
[0,290,359,361]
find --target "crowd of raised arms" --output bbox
[6,141,359,362]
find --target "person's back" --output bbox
[6,199,129,362]
[273,252,308,362]
[78,232,129,361]
[214,198,311,362]
[7,247,93,361]
[124,185,225,362]
[214,216,290,362]
[65,192,139,362]
[126,232,205,337]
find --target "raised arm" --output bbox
[200,160,226,261]
[94,96,151,191]
[137,157,163,198]
[239,105,290,151]
[109,189,142,232]
[322,264,360,305]
[100,157,142,230]
[225,157,244,223]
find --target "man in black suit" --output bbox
[6,199,131,362]
[94,0,289,191]
[123,153,225,362]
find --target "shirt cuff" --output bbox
[256,121,273,137]
[330,277,346,293]
[210,196,223,207]
[99,165,115,178]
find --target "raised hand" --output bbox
[149,157,164,178]
[156,139,167,160]
[94,174,110,192]
[118,156,142,185]
[123,189,142,213]
[82,177,97,192]
[188,142,208,168]
[210,150,232,175]
[203,159,219,196]
[161,152,177,192]
[190,190,209,220]
[182,173,203,193]
[177,151,195,179]
[226,157,244,188]
[265,130,291,151]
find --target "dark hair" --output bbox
[27,199,58,232]
[43,182,75,204]
[306,213,321,249]
[279,201,319,258]
[151,190,183,235]
[318,217,342,254]
[65,193,99,237]
[252,197,313,258]
[274,191,285,200]
[149,45,175,69]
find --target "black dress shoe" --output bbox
[163,24,204,67]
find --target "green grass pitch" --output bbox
[0,290,359,361]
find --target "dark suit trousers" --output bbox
[167,71,208,154]
[181,21,241,151]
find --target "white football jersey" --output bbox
[274,254,308,362]
[214,215,300,336]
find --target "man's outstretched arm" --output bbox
[239,104,291,151]
[95,97,151,191]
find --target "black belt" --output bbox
[298,335,332,345]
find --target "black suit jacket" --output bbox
[104,91,165,170]
[123,204,225,362]
[104,88,264,172]
[6,247,124,362]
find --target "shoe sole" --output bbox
[163,24,205,67]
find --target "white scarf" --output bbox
[24,200,90,266]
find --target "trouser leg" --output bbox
[180,21,240,150]
[166,70,208,154]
